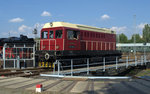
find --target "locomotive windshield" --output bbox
[67,30,79,40]
[41,31,48,39]
[49,31,53,38]
[55,30,62,38]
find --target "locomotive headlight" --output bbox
[45,53,50,60]
[56,45,59,49]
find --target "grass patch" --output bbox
[136,69,150,76]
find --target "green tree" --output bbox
[128,34,143,43]
[118,33,128,43]
[143,24,150,43]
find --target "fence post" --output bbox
[103,57,105,71]
[135,56,137,66]
[71,59,73,76]
[17,56,20,69]
[3,43,6,69]
[126,56,128,68]
[14,59,15,68]
[141,56,143,65]
[57,60,60,75]
[144,55,147,65]
[53,61,56,74]
[33,44,35,67]
[87,58,89,75]
[116,57,118,69]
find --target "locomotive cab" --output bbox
[40,27,64,51]
[40,28,80,51]
[39,22,81,61]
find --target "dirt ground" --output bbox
[0,87,71,94]
[0,87,32,94]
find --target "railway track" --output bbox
[0,54,149,78]
[0,68,52,77]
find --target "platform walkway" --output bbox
[0,76,150,94]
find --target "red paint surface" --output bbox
[36,84,42,88]
[0,46,2,51]
[40,27,116,51]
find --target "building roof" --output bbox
[117,43,150,47]
[43,22,115,34]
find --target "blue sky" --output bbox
[0,0,150,38]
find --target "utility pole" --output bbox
[118,32,119,43]
[9,32,10,37]
[118,31,120,50]
[33,24,38,39]
[133,15,136,55]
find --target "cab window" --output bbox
[67,30,79,40]
[55,30,62,38]
[49,31,53,38]
[41,31,48,39]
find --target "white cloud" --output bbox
[34,23,44,30]
[101,14,110,20]
[17,23,44,38]
[41,11,51,16]
[33,23,44,36]
[0,23,44,38]
[1,30,19,37]
[9,30,18,35]
[18,25,32,32]
[137,23,147,29]
[1,32,9,37]
[18,25,33,37]
[9,30,19,37]
[9,17,24,23]
[111,26,127,33]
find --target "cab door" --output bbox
[55,29,64,51]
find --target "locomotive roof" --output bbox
[43,22,115,34]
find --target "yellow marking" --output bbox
[38,62,41,67]
[52,63,54,68]
[42,62,45,67]
[45,62,48,67]
[49,62,51,68]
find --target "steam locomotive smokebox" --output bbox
[1,35,36,69]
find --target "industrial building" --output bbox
[116,43,150,53]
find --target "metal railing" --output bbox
[52,55,149,76]
[2,43,35,69]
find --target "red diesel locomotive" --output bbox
[36,22,121,64]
